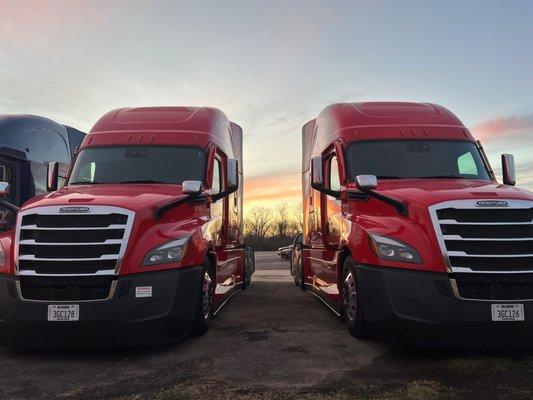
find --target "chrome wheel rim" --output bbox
[343,271,357,321]
[202,272,213,320]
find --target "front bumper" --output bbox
[357,265,533,348]
[0,267,203,348]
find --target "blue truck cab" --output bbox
[0,114,85,229]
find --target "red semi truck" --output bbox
[297,102,533,347]
[0,106,254,347]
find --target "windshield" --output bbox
[68,146,206,185]
[345,140,491,181]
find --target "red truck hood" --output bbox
[20,184,184,212]
[372,179,533,208]
[343,179,533,273]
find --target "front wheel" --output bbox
[341,257,369,339]
[294,251,305,291]
[243,245,255,289]
[191,260,215,336]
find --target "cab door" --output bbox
[210,150,237,302]
[311,150,343,306]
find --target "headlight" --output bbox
[368,234,422,264]
[142,237,189,266]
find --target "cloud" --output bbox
[471,113,533,141]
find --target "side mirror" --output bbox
[0,182,10,197]
[311,156,324,187]
[227,158,239,189]
[355,175,378,191]
[502,154,516,186]
[182,180,202,194]
[47,161,59,192]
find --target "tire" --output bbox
[295,251,305,291]
[243,245,255,289]
[191,259,215,336]
[341,256,369,339]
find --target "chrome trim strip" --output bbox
[304,282,341,316]
[20,224,127,230]
[18,255,118,262]
[213,281,244,315]
[16,280,117,303]
[451,267,533,274]
[447,251,533,258]
[18,269,115,277]
[443,235,533,241]
[438,220,533,225]
[19,239,123,245]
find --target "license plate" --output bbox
[491,304,524,322]
[47,305,79,322]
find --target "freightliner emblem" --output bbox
[475,200,509,207]
[58,206,91,213]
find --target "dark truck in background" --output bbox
[0,115,85,230]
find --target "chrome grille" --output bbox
[430,199,533,300]
[15,206,134,277]
[430,200,533,274]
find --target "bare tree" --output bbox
[292,203,304,232]
[245,206,273,240]
[275,203,290,237]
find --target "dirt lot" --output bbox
[1,252,533,399]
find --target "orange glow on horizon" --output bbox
[244,172,301,212]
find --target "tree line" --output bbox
[244,203,302,251]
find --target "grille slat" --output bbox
[19,259,117,275]
[20,229,125,243]
[441,224,533,239]
[437,208,533,223]
[19,244,121,259]
[446,240,533,255]
[22,213,128,228]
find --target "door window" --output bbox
[329,156,341,191]
[212,158,222,194]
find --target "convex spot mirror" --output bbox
[355,175,378,191]
[227,158,239,189]
[47,161,59,192]
[182,180,202,194]
[311,156,324,187]
[501,154,516,186]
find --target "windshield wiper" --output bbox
[69,181,104,185]
[376,175,403,179]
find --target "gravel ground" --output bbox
[0,252,532,399]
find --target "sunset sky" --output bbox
[1,1,532,213]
